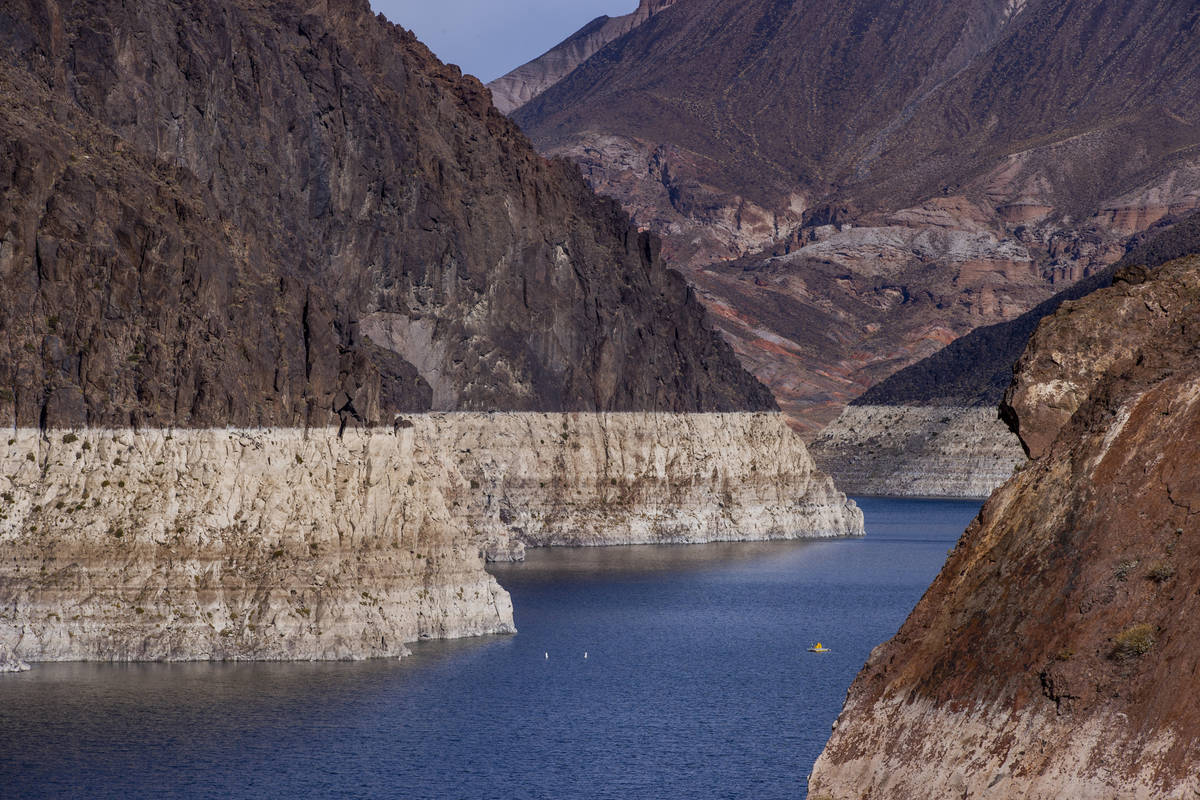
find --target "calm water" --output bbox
[0,498,980,799]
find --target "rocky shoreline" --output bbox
[0,413,861,666]
[807,256,1200,798]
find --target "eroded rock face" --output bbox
[0,427,515,663]
[808,406,1026,499]
[0,413,862,663]
[0,0,822,666]
[487,0,678,115]
[807,256,1200,798]
[437,412,863,551]
[0,0,773,432]
[513,0,1200,430]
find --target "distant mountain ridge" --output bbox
[487,0,677,115]
[503,0,1200,432]
[856,209,1200,408]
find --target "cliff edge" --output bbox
[808,255,1200,798]
[0,0,857,664]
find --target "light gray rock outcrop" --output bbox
[809,405,1027,498]
[0,412,860,665]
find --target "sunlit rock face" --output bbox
[0,414,861,663]
[807,256,1200,799]
[512,0,1200,431]
[0,0,837,665]
[487,0,679,115]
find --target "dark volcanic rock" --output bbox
[0,0,773,430]
[808,255,1200,798]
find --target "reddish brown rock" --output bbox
[511,0,1200,430]
[808,255,1200,798]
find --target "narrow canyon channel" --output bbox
[0,498,981,799]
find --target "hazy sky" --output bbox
[371,1,634,83]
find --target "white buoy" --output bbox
[544,652,548,660]
[584,652,588,659]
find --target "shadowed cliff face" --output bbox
[0,0,773,430]
[511,0,1200,431]
[807,256,1200,798]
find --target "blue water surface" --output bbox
[0,498,981,799]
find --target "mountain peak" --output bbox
[486,0,679,115]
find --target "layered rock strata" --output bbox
[441,412,863,554]
[1,413,862,663]
[0,0,837,666]
[808,406,1026,499]
[0,426,516,663]
[807,257,1200,797]
[806,212,1200,496]
[511,0,1200,431]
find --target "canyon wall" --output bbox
[807,256,1200,797]
[808,406,1026,499]
[511,0,1200,432]
[0,0,841,666]
[1,413,861,664]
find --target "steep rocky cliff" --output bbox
[487,0,677,115]
[0,426,516,663]
[809,211,1200,497]
[0,0,856,664]
[0,413,859,665]
[807,256,1200,797]
[0,0,773,431]
[512,0,1200,430]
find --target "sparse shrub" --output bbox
[1147,562,1175,583]
[81,441,91,451]
[62,433,78,445]
[271,549,284,559]
[25,453,34,462]
[295,453,304,464]
[1115,560,1138,581]
[1055,648,1074,662]
[1,492,12,505]
[1112,624,1156,660]
[101,480,110,487]
[54,500,65,510]
[111,527,124,539]
[117,480,125,488]
[469,479,480,490]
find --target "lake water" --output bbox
[0,498,980,799]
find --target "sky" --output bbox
[371,1,634,83]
